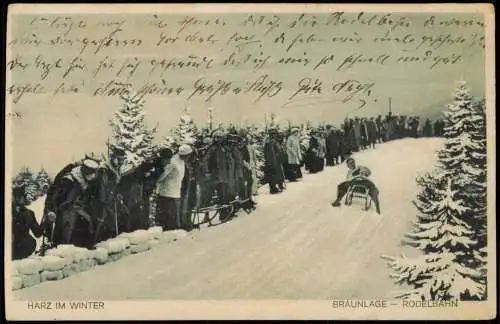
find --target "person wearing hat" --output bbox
[264,126,286,194]
[325,125,341,166]
[285,127,302,182]
[202,130,232,214]
[156,144,193,230]
[12,187,48,259]
[245,134,260,196]
[43,158,100,249]
[330,157,381,214]
[305,128,324,174]
[93,146,129,242]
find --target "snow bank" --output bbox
[12,276,23,290]
[12,225,192,291]
[97,238,130,254]
[93,247,108,265]
[147,226,163,240]
[128,229,150,244]
[149,238,161,247]
[77,258,96,272]
[73,247,93,263]
[61,264,76,278]
[40,255,68,271]
[12,260,20,277]
[22,273,41,288]
[161,229,189,243]
[46,244,79,262]
[41,270,64,282]
[130,241,151,254]
[18,258,43,275]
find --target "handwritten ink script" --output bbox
[7,12,485,109]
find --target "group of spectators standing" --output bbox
[260,113,445,195]
[11,112,446,260]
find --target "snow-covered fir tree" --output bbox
[34,168,52,197]
[384,179,485,300]
[384,81,488,301]
[12,167,38,202]
[109,92,157,173]
[438,83,487,248]
[164,110,199,151]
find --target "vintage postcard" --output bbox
[4,3,496,320]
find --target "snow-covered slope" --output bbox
[14,138,445,300]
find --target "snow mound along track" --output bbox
[10,228,190,291]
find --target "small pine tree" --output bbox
[164,111,199,151]
[438,82,487,258]
[34,168,52,197]
[384,179,485,300]
[12,167,38,202]
[109,92,156,173]
[198,125,213,147]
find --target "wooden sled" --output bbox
[345,184,372,211]
[191,197,255,227]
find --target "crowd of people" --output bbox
[11,112,446,260]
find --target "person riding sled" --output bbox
[330,157,381,214]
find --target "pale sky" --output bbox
[6,10,486,176]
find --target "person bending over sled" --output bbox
[330,157,381,214]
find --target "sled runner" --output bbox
[344,183,372,211]
[191,197,255,227]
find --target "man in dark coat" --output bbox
[353,118,362,151]
[325,125,340,166]
[367,117,378,149]
[434,119,445,137]
[264,128,285,194]
[339,129,351,162]
[42,159,100,249]
[203,130,232,206]
[375,115,383,143]
[385,114,395,141]
[360,118,369,150]
[12,187,49,259]
[399,115,408,138]
[93,160,121,243]
[423,118,433,137]
[180,148,198,231]
[228,134,246,201]
[305,129,324,174]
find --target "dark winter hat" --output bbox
[158,148,173,160]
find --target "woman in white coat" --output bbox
[285,127,303,181]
